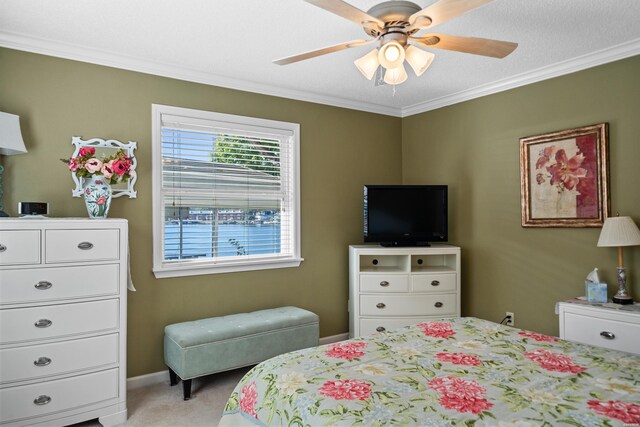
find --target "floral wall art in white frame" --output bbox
[68,136,137,198]
[519,123,609,227]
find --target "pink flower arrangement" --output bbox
[518,331,558,342]
[318,379,372,401]
[587,399,640,424]
[417,321,456,339]
[62,146,134,185]
[325,341,367,361]
[239,382,258,418]
[429,376,493,414]
[435,352,482,367]
[535,145,587,192]
[524,349,586,374]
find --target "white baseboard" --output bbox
[127,332,350,390]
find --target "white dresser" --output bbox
[0,218,128,426]
[349,244,461,338]
[558,301,640,355]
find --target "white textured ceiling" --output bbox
[1,0,640,117]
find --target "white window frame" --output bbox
[151,104,302,278]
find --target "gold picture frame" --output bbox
[520,123,609,227]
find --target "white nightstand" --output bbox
[557,301,640,355]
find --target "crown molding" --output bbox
[401,38,640,117]
[1,31,639,119]
[0,31,402,118]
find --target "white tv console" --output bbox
[348,244,461,338]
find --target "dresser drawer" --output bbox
[360,293,457,316]
[0,264,119,305]
[0,230,41,266]
[412,273,456,292]
[45,229,120,263]
[360,317,429,335]
[0,299,119,345]
[562,311,640,354]
[360,275,409,292]
[0,334,118,384]
[0,368,119,424]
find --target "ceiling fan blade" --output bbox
[408,0,494,29]
[411,33,517,58]
[304,0,384,31]
[273,39,377,65]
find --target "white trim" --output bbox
[0,31,400,117]
[402,38,640,117]
[2,30,638,118]
[126,333,350,390]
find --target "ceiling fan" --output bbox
[274,0,518,85]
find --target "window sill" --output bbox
[153,257,304,279]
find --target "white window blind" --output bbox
[152,105,301,278]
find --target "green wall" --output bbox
[3,46,639,377]
[402,55,640,335]
[0,48,402,377]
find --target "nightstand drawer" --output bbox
[360,293,456,316]
[0,334,119,384]
[0,230,40,266]
[412,273,456,292]
[0,264,119,305]
[563,311,640,354]
[0,299,119,345]
[0,368,118,424]
[360,275,409,292]
[45,229,120,263]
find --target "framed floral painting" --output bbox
[520,123,609,227]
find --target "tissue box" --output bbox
[585,281,607,303]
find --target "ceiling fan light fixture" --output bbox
[354,48,380,80]
[383,64,408,85]
[378,41,405,69]
[405,45,435,77]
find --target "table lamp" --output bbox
[0,112,28,217]
[597,215,640,304]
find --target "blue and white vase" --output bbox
[83,175,112,218]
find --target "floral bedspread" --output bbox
[221,317,640,426]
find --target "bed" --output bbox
[220,317,640,426]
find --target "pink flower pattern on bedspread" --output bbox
[223,317,640,426]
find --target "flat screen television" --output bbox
[364,185,448,246]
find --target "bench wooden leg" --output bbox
[183,379,192,400]
[168,367,179,386]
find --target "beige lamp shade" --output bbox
[597,216,640,247]
[354,48,380,80]
[405,45,435,77]
[378,41,405,70]
[0,112,27,155]
[383,64,408,85]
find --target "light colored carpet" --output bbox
[72,367,251,427]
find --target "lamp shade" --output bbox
[0,112,27,155]
[354,48,380,80]
[378,41,405,69]
[597,216,640,247]
[383,64,408,85]
[405,45,435,77]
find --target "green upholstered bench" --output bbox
[164,306,319,400]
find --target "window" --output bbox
[151,105,301,278]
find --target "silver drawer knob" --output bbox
[34,395,52,405]
[434,302,443,308]
[34,281,53,290]
[431,280,440,286]
[600,331,615,340]
[34,357,52,367]
[376,303,386,309]
[0,244,6,252]
[376,326,386,332]
[77,241,94,250]
[34,319,52,328]
[379,281,390,287]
